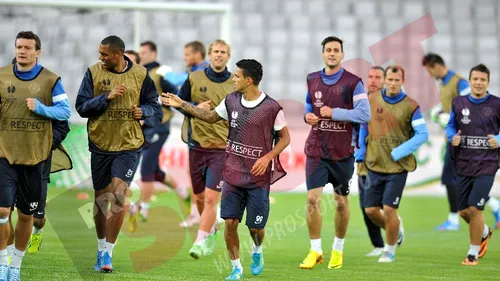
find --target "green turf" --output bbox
[13,188,500,280]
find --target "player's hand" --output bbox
[197,100,212,110]
[251,155,271,177]
[26,98,37,111]
[132,104,143,120]
[305,113,320,125]
[488,134,499,148]
[107,83,126,100]
[161,93,183,108]
[451,130,461,146]
[320,106,333,118]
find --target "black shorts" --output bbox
[456,175,495,211]
[441,143,457,186]
[305,156,355,196]
[364,170,408,209]
[91,151,138,190]
[220,182,270,229]
[140,132,169,182]
[189,149,225,195]
[0,158,44,215]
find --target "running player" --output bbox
[0,31,71,280]
[423,53,500,230]
[162,58,289,280]
[75,35,158,273]
[356,65,429,262]
[358,66,385,256]
[445,64,498,265]
[300,36,371,270]
[174,39,233,259]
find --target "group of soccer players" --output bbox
[0,29,499,281]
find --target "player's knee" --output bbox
[17,211,32,223]
[334,196,348,212]
[459,209,469,219]
[383,205,397,217]
[365,207,379,218]
[0,207,10,219]
[306,193,321,207]
[204,193,218,207]
[248,228,260,236]
[225,219,239,232]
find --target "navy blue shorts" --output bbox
[220,182,270,229]
[91,151,138,190]
[140,132,169,182]
[456,175,495,211]
[306,156,354,196]
[0,158,44,215]
[441,143,457,186]
[189,149,225,195]
[33,156,51,219]
[364,170,408,209]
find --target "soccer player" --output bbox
[358,66,385,256]
[356,65,429,262]
[162,58,289,280]
[173,39,233,259]
[423,53,500,230]
[300,36,371,270]
[124,50,140,64]
[0,31,71,280]
[127,41,189,228]
[75,35,158,273]
[445,64,498,266]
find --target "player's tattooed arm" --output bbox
[161,93,222,124]
[179,101,222,124]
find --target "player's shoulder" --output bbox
[306,70,322,81]
[0,64,13,73]
[189,69,207,80]
[403,94,419,110]
[341,69,362,85]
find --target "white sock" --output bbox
[0,249,7,265]
[32,226,43,235]
[310,238,322,254]
[209,225,216,235]
[482,225,490,239]
[129,202,138,215]
[140,202,150,210]
[10,248,25,268]
[467,244,480,258]
[230,258,242,271]
[448,213,459,225]
[105,242,115,257]
[7,245,13,257]
[176,186,189,199]
[195,230,210,243]
[97,238,106,252]
[384,244,397,255]
[252,243,262,254]
[487,197,500,212]
[332,237,344,252]
[189,203,199,218]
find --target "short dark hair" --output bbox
[185,41,206,59]
[422,53,445,67]
[385,65,405,80]
[370,65,386,77]
[101,35,125,53]
[16,31,41,51]
[140,41,157,53]
[469,63,490,81]
[236,59,263,86]
[124,50,140,64]
[321,36,343,52]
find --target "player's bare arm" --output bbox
[161,93,222,124]
[251,126,291,177]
